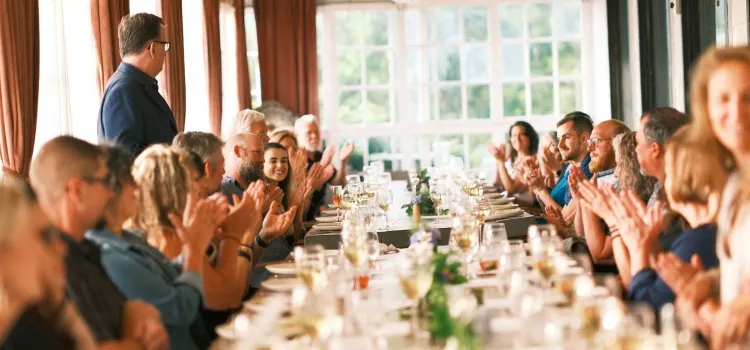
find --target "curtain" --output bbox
[157,0,186,131]
[203,0,222,135]
[91,0,129,97]
[0,0,39,178]
[254,0,319,116]
[234,0,252,110]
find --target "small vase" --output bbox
[413,204,421,226]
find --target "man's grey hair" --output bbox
[640,107,689,150]
[231,109,266,135]
[172,132,224,166]
[294,114,319,132]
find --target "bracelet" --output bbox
[255,234,271,248]
[238,245,253,262]
[216,234,242,245]
[611,233,621,240]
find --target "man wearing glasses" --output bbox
[97,13,176,156]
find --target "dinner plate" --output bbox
[262,278,301,292]
[422,215,450,220]
[266,262,296,275]
[244,295,292,313]
[484,193,504,199]
[216,315,304,339]
[489,197,515,205]
[321,209,339,216]
[312,223,343,231]
[315,216,340,223]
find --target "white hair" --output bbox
[294,114,319,132]
[232,109,266,135]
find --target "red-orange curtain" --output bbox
[91,0,129,97]
[254,0,319,116]
[156,0,186,131]
[234,0,252,110]
[0,0,39,178]
[203,0,222,135]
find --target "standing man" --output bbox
[98,13,177,156]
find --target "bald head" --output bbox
[595,120,631,139]
[30,136,103,202]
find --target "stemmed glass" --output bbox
[429,185,445,225]
[473,199,491,243]
[376,189,393,230]
[365,231,381,274]
[451,214,479,277]
[364,179,379,200]
[346,174,361,185]
[483,222,508,246]
[341,219,368,290]
[397,244,434,342]
[294,245,327,294]
[330,185,343,220]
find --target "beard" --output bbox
[589,149,616,174]
[239,157,265,184]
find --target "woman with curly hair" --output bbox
[488,121,539,206]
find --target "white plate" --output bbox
[262,278,301,292]
[266,262,296,275]
[484,193,504,199]
[422,215,450,220]
[489,197,515,205]
[324,249,340,257]
[315,216,340,223]
[313,223,343,231]
[321,209,339,216]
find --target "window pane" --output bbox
[433,7,460,43]
[558,41,581,76]
[463,7,488,42]
[365,51,390,85]
[245,7,258,51]
[36,0,62,154]
[503,83,526,117]
[437,87,462,120]
[499,4,524,39]
[531,82,554,115]
[435,46,461,81]
[529,43,553,77]
[556,2,581,37]
[405,9,421,46]
[249,58,262,106]
[338,51,362,86]
[405,88,421,122]
[438,134,464,161]
[408,50,423,84]
[467,85,490,120]
[528,3,552,37]
[365,12,390,46]
[183,1,210,132]
[368,136,391,154]
[221,4,238,137]
[559,81,581,113]
[464,45,489,83]
[130,0,156,14]
[336,11,362,46]
[341,138,366,171]
[339,90,362,124]
[501,42,525,80]
[366,90,391,124]
[468,133,492,168]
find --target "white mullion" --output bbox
[667,0,685,112]
[551,2,560,117]
[395,7,413,169]
[523,3,531,120]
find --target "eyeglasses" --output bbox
[152,40,171,52]
[586,137,612,147]
[82,173,119,192]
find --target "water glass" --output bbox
[482,222,508,246]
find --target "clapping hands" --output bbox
[259,202,298,242]
[487,142,509,162]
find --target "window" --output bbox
[220,3,239,136]
[245,8,262,109]
[318,1,595,174]
[183,1,210,132]
[37,0,101,154]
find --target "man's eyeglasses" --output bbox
[152,40,171,52]
[586,137,612,147]
[82,173,120,192]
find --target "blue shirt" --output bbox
[86,229,209,350]
[550,154,593,206]
[628,224,719,311]
[98,63,178,155]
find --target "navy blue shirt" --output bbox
[550,153,593,206]
[98,63,177,155]
[628,224,719,310]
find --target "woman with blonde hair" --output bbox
[269,128,299,152]
[0,176,96,349]
[654,46,750,349]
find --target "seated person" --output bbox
[86,145,214,350]
[611,128,724,310]
[488,121,538,206]
[28,136,168,349]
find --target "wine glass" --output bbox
[341,220,368,290]
[483,222,508,246]
[473,200,491,242]
[365,231,381,274]
[397,248,434,341]
[451,214,479,277]
[330,185,343,220]
[376,189,393,230]
[429,185,445,224]
[346,174,361,185]
[294,245,327,294]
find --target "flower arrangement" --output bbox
[425,252,480,350]
[402,194,449,217]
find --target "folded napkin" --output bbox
[379,243,400,254]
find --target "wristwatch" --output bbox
[255,234,271,248]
